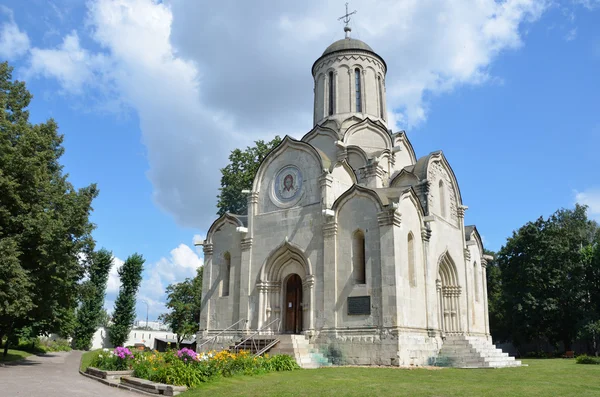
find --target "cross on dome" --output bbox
[338,2,357,38]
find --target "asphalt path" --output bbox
[0,350,132,396]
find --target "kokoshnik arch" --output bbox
[196,25,520,368]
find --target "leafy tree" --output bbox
[0,238,34,355]
[485,249,510,343]
[0,62,98,357]
[108,253,145,347]
[498,205,596,350]
[97,308,111,328]
[217,136,282,215]
[159,267,203,347]
[72,249,114,350]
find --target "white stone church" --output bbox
[197,30,519,368]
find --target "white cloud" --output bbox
[106,255,124,294]
[20,0,558,229]
[104,244,202,320]
[575,189,600,221]
[25,31,111,96]
[137,243,202,320]
[574,0,600,10]
[565,27,577,41]
[0,6,30,60]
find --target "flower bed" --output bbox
[88,346,299,388]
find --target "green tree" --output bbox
[498,205,596,350]
[97,308,111,328]
[72,249,114,350]
[0,62,98,357]
[217,136,282,215]
[159,267,203,347]
[485,249,510,343]
[108,253,145,347]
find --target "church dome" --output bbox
[322,37,374,56]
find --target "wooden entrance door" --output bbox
[284,274,303,334]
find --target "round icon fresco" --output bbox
[272,165,303,206]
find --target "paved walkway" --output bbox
[0,350,131,396]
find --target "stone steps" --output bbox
[269,334,331,369]
[438,336,521,369]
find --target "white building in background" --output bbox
[90,327,179,350]
[133,320,170,331]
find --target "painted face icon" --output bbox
[284,174,294,191]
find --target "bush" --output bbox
[265,354,299,371]
[126,349,299,388]
[576,355,600,365]
[90,347,135,371]
[16,337,71,354]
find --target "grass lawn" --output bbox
[80,349,99,372]
[181,359,600,397]
[0,349,32,363]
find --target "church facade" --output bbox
[197,34,502,367]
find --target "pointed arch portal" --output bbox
[437,253,462,335]
[257,240,314,334]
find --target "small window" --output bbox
[474,262,480,302]
[222,252,231,297]
[352,230,366,284]
[378,76,385,119]
[355,68,362,112]
[408,233,416,287]
[328,71,334,116]
[439,180,447,218]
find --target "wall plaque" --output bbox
[347,296,371,315]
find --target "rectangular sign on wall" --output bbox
[347,296,371,315]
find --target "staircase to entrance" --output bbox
[438,335,521,368]
[228,334,330,369]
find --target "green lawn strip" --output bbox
[180,359,600,397]
[0,349,32,363]
[80,349,100,372]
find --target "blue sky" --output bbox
[1,0,599,321]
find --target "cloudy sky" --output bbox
[1,0,599,321]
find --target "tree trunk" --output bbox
[2,337,9,358]
[2,323,12,358]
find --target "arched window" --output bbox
[378,76,385,119]
[328,71,335,116]
[408,232,416,287]
[352,230,366,284]
[474,262,480,302]
[222,252,231,297]
[355,68,362,113]
[439,180,447,218]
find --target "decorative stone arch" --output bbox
[343,118,393,154]
[413,151,463,224]
[332,159,358,184]
[389,168,419,188]
[332,184,385,219]
[346,145,369,177]
[251,135,324,194]
[256,240,315,334]
[205,213,245,245]
[436,251,462,336]
[392,131,418,166]
[302,124,339,144]
[302,125,340,169]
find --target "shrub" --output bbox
[16,337,72,354]
[126,349,299,388]
[576,355,600,365]
[90,347,135,371]
[266,354,299,371]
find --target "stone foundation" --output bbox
[311,329,442,366]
